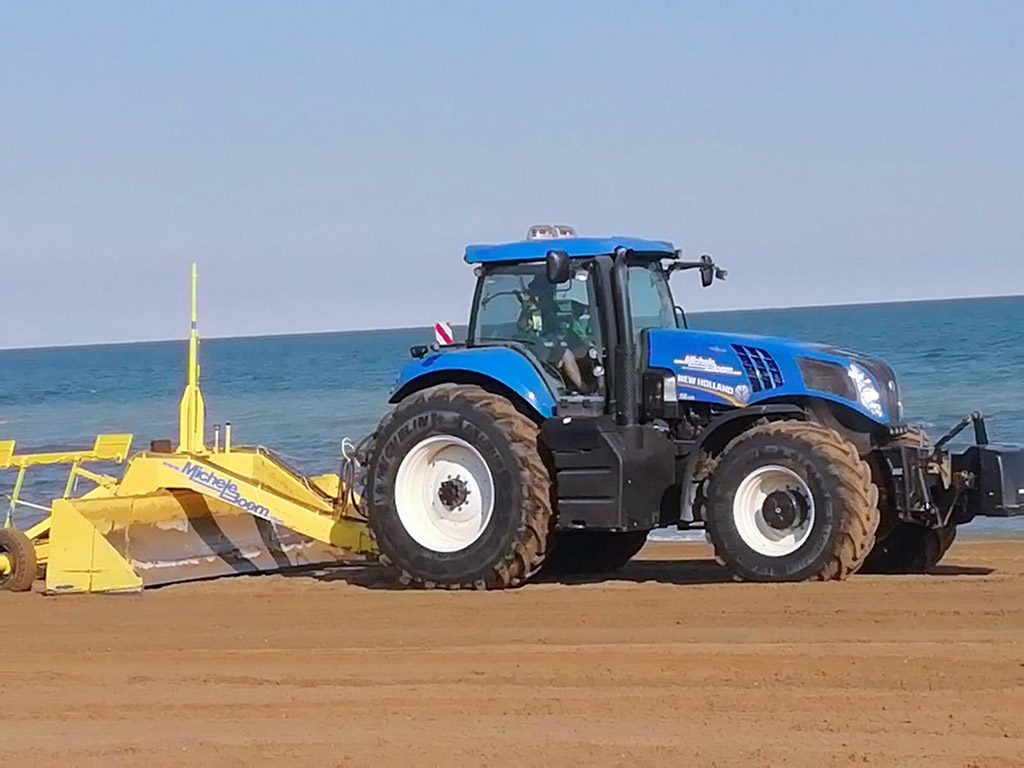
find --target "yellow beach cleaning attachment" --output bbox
[0,265,376,594]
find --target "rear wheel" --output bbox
[0,528,37,592]
[544,530,649,575]
[704,421,879,582]
[366,384,553,589]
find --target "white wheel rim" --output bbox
[732,465,815,557]
[394,435,495,553]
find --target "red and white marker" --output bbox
[433,321,454,346]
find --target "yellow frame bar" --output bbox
[0,435,133,469]
[1,435,133,528]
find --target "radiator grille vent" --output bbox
[732,345,784,393]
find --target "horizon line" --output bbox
[2,291,1021,353]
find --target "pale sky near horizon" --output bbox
[1,1,1021,349]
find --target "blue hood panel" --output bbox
[646,329,895,424]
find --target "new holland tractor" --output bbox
[364,226,1024,588]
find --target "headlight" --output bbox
[847,363,884,418]
[798,357,887,420]
[797,357,855,400]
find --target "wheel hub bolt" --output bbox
[761,489,807,530]
[437,475,470,511]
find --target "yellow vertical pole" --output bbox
[177,263,206,453]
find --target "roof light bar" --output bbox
[526,224,577,240]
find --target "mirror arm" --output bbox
[670,255,727,284]
[668,261,704,273]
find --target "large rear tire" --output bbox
[0,528,37,592]
[862,427,957,574]
[704,421,879,582]
[544,530,649,575]
[366,384,553,589]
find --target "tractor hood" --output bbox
[646,328,901,426]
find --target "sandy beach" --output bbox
[3,539,1022,767]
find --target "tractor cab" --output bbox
[469,245,679,392]
[392,226,730,423]
[462,226,715,417]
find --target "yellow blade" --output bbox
[46,490,366,593]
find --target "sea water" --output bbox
[2,296,1022,536]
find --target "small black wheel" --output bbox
[863,427,957,573]
[366,384,553,589]
[861,523,957,574]
[0,528,37,592]
[544,530,649,575]
[704,421,879,582]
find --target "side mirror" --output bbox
[546,250,571,284]
[698,255,715,288]
[698,254,727,288]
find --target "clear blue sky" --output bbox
[1,1,1021,348]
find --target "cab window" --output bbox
[473,262,604,394]
[627,261,677,338]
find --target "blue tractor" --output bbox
[364,226,1024,588]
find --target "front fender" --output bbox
[390,347,557,419]
[678,403,808,523]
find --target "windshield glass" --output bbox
[473,263,602,349]
[627,261,677,337]
[472,262,605,395]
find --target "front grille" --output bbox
[732,345,784,393]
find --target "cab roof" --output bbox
[464,236,676,264]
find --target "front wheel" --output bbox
[704,421,879,582]
[365,384,553,589]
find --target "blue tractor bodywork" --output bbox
[391,328,898,428]
[392,235,898,430]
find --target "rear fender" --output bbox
[390,347,557,420]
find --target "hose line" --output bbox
[338,433,374,518]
